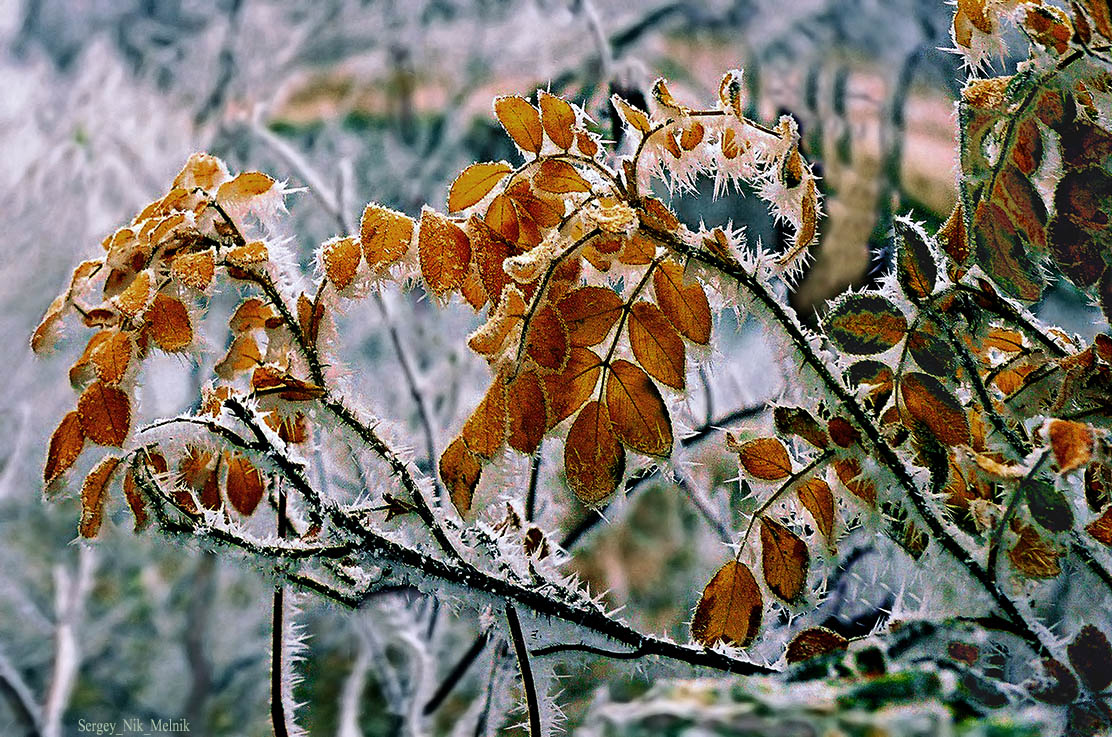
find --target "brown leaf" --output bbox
[229,298,275,332]
[322,236,362,290]
[440,436,483,516]
[250,366,326,402]
[653,260,712,344]
[732,437,792,481]
[611,94,652,134]
[1027,657,1079,705]
[680,121,705,150]
[77,329,132,385]
[823,293,908,355]
[773,406,829,449]
[494,96,543,154]
[448,162,513,212]
[895,219,937,302]
[760,517,809,602]
[145,293,193,352]
[525,305,569,371]
[628,301,685,390]
[506,371,547,454]
[122,467,149,532]
[1068,625,1112,692]
[462,378,507,459]
[77,381,130,447]
[361,204,413,270]
[1087,507,1112,545]
[79,455,120,538]
[786,627,848,663]
[539,91,575,150]
[418,208,471,296]
[1047,418,1094,473]
[31,295,67,354]
[534,159,591,194]
[797,477,835,541]
[44,411,85,485]
[1008,524,1061,578]
[225,452,264,515]
[827,417,859,448]
[115,270,153,318]
[225,240,269,269]
[216,171,274,204]
[564,400,624,504]
[543,347,601,426]
[691,560,762,647]
[557,287,623,347]
[485,193,520,243]
[834,457,877,505]
[899,372,971,447]
[215,334,262,379]
[605,360,673,457]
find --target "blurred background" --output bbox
[0,1,1068,735]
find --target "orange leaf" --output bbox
[605,360,672,457]
[823,293,908,355]
[485,193,521,243]
[440,436,482,516]
[122,467,149,532]
[731,437,792,481]
[691,560,762,647]
[418,208,471,296]
[71,329,132,386]
[834,457,877,505]
[462,378,507,459]
[226,240,269,269]
[494,96,543,154]
[1008,524,1061,578]
[543,347,602,426]
[322,236,362,290]
[250,366,325,401]
[680,121,705,150]
[611,94,652,134]
[760,517,809,602]
[448,162,513,212]
[31,295,67,354]
[215,334,262,379]
[77,381,130,447]
[229,298,276,332]
[899,372,971,447]
[171,248,215,290]
[1087,507,1112,546]
[534,159,591,193]
[225,453,265,515]
[797,477,835,541]
[557,287,623,347]
[44,411,85,485]
[360,204,413,270]
[468,215,512,304]
[653,260,712,344]
[1047,419,1094,473]
[564,400,624,504]
[539,91,576,150]
[79,455,120,538]
[506,371,547,454]
[576,131,598,157]
[786,627,848,663]
[216,171,274,204]
[525,305,569,371]
[115,270,153,318]
[145,294,193,352]
[773,406,829,449]
[628,301,685,390]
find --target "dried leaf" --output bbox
[361,204,413,270]
[899,372,971,447]
[773,406,829,449]
[691,560,762,647]
[557,287,623,347]
[225,240,269,269]
[628,301,685,390]
[225,453,264,515]
[462,378,507,459]
[229,298,275,332]
[653,260,711,344]
[77,381,130,447]
[418,208,471,296]
[171,248,215,290]
[1027,657,1080,705]
[834,457,877,505]
[216,171,274,204]
[31,295,67,354]
[467,215,512,304]
[895,219,937,303]
[824,293,907,355]
[1087,507,1112,545]
[494,96,543,154]
[85,330,132,385]
[605,360,672,457]
[798,477,835,541]
[506,371,547,454]
[1024,477,1075,533]
[611,94,652,134]
[1008,524,1061,578]
[322,236,362,290]
[79,455,120,538]
[564,400,624,504]
[1068,625,1112,692]
[485,193,520,243]
[539,91,575,150]
[760,517,809,602]
[680,121,705,150]
[215,334,262,379]
[115,270,152,318]
[543,347,601,426]
[122,467,149,532]
[441,436,483,516]
[786,627,848,663]
[906,316,955,376]
[44,411,85,484]
[525,305,569,371]
[145,294,192,352]
[1047,419,1094,473]
[534,159,591,193]
[448,162,513,212]
[732,437,792,481]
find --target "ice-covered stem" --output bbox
[505,605,541,737]
[0,645,42,737]
[644,223,1054,659]
[271,482,293,737]
[42,546,95,737]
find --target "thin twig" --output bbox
[505,605,541,737]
